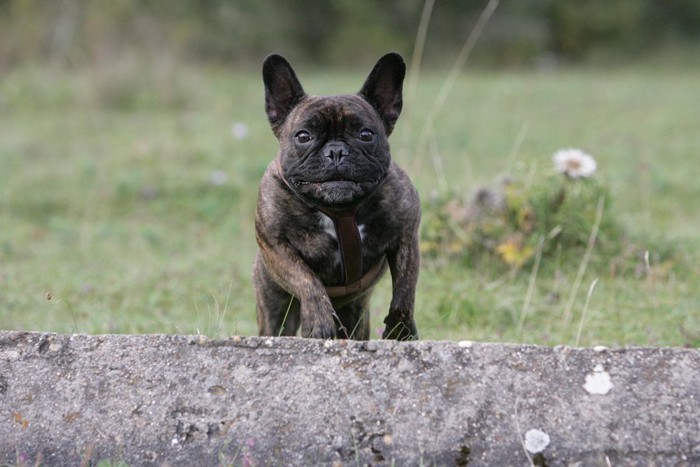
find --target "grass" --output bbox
[0,61,698,347]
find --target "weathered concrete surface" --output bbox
[0,332,698,466]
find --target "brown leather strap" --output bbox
[325,256,386,298]
[328,212,362,286]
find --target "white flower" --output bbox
[208,170,228,186]
[553,148,597,179]
[231,122,250,140]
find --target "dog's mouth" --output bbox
[289,175,385,207]
[293,177,381,188]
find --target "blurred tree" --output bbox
[647,0,700,38]
[0,0,698,72]
[547,0,649,60]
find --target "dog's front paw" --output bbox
[304,322,336,339]
[301,304,337,339]
[382,314,418,341]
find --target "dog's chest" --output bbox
[318,213,366,266]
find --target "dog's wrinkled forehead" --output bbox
[287,95,382,134]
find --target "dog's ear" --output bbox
[263,54,306,134]
[359,53,406,136]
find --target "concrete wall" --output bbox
[1,331,698,466]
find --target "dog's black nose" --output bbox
[323,142,349,164]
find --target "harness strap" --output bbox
[324,256,387,298]
[322,210,363,286]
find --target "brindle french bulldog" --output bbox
[253,52,420,340]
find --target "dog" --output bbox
[253,52,420,340]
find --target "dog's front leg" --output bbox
[383,230,420,340]
[256,235,337,339]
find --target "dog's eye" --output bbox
[359,129,374,142]
[295,131,311,144]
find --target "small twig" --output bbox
[46,292,79,334]
[518,235,544,332]
[430,0,500,118]
[407,0,435,102]
[349,308,369,339]
[216,280,234,336]
[278,295,295,337]
[504,122,529,174]
[401,0,436,155]
[514,397,535,467]
[411,0,500,170]
[562,196,605,325]
[332,310,349,339]
[427,126,448,193]
[575,278,599,347]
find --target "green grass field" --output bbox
[1,63,698,346]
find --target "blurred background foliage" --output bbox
[2,0,699,344]
[1,0,699,72]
